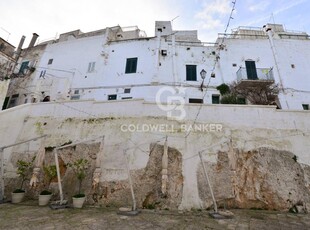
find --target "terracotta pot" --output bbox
[39,194,52,206]
[72,196,86,208]
[11,192,25,204]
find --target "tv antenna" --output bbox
[0,27,11,41]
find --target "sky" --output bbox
[0,0,309,48]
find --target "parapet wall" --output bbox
[1,100,309,210]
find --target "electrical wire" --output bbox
[219,1,237,46]
[184,1,237,139]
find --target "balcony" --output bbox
[236,67,274,88]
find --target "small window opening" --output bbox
[108,94,117,100]
[302,104,309,110]
[189,98,203,104]
[212,95,220,104]
[124,88,131,94]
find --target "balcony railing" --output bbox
[236,67,274,82]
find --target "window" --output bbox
[302,104,309,110]
[70,95,80,100]
[19,61,29,74]
[122,97,133,100]
[186,65,197,81]
[8,94,19,108]
[48,59,53,65]
[108,94,117,100]
[125,58,138,74]
[212,95,220,104]
[189,98,203,104]
[87,62,96,72]
[124,88,131,94]
[237,98,246,104]
[71,89,80,100]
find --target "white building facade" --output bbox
[4,21,310,111]
[1,21,310,210]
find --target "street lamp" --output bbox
[200,69,207,91]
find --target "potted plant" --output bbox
[67,158,89,208]
[39,165,57,206]
[12,158,34,203]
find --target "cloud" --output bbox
[244,0,307,27]
[195,0,231,30]
[249,1,271,12]
[193,0,235,42]
[273,0,306,15]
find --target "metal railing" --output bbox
[237,67,274,82]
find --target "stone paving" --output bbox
[0,201,310,229]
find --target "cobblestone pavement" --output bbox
[0,201,310,230]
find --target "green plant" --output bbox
[67,158,89,196]
[216,83,230,95]
[15,157,35,192]
[13,188,25,193]
[42,165,57,192]
[43,165,57,184]
[40,190,52,195]
[220,94,239,104]
[73,193,86,198]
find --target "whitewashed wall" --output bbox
[218,37,310,109]
[7,23,310,110]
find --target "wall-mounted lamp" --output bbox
[200,69,207,91]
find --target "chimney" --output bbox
[15,35,25,59]
[28,33,39,48]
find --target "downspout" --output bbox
[264,26,289,109]
[0,148,4,201]
[151,31,161,83]
[172,34,178,84]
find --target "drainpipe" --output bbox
[151,31,161,83]
[0,148,4,201]
[264,25,289,109]
[172,34,178,84]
